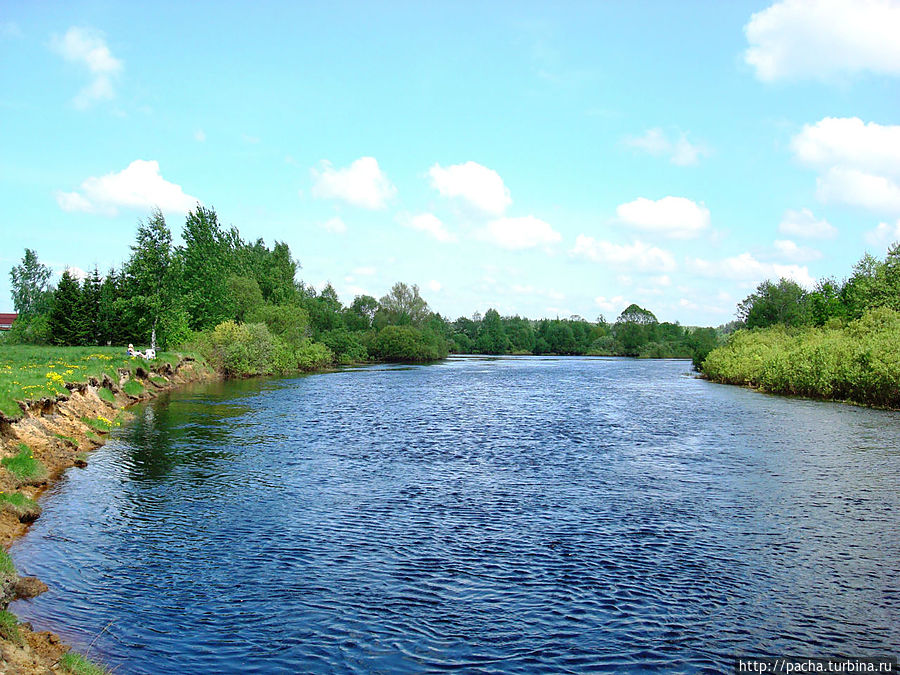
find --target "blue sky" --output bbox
[2,0,899,325]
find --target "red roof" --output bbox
[0,313,18,329]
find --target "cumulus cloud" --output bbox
[400,212,457,243]
[571,236,677,272]
[624,128,710,166]
[791,117,900,214]
[778,207,837,238]
[816,167,900,212]
[428,161,512,215]
[744,0,900,82]
[616,196,710,238]
[311,157,396,209]
[792,117,900,174]
[689,252,815,288]
[50,26,123,109]
[772,239,822,262]
[864,219,900,248]
[55,160,198,215]
[353,266,376,276]
[427,280,443,293]
[479,216,561,250]
[320,217,347,234]
[194,129,206,142]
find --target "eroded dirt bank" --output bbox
[0,358,214,674]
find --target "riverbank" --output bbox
[0,347,215,673]
[700,307,900,409]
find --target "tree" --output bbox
[377,282,430,326]
[125,209,174,348]
[227,276,264,322]
[344,295,379,330]
[476,308,509,354]
[737,278,807,328]
[177,205,239,331]
[49,270,87,345]
[10,249,52,320]
[617,304,658,325]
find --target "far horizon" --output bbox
[3,1,899,325]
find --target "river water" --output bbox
[9,357,900,673]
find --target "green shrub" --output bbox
[320,329,367,364]
[702,307,900,407]
[370,325,449,362]
[246,304,310,347]
[191,321,296,377]
[294,339,333,371]
[59,652,109,675]
[2,444,48,483]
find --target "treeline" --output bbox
[6,206,716,374]
[701,244,900,408]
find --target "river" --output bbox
[10,357,900,673]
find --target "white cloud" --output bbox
[571,236,677,272]
[353,266,376,276]
[625,128,710,166]
[816,167,900,212]
[311,157,396,209]
[55,160,198,215]
[479,216,561,250]
[616,196,710,238]
[773,239,822,262]
[194,129,206,142]
[778,207,837,238]
[689,252,815,288]
[791,117,900,214]
[650,274,672,287]
[401,212,457,243]
[428,161,512,215]
[864,219,900,248]
[50,27,123,109]
[744,0,900,82]
[594,295,625,313]
[427,280,442,293]
[791,117,900,176]
[320,217,347,234]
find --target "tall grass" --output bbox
[702,307,900,407]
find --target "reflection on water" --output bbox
[10,357,900,673]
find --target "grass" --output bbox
[0,610,22,644]
[81,416,113,433]
[0,549,15,576]
[54,433,79,448]
[122,378,146,396]
[0,490,41,520]
[0,345,189,419]
[149,375,167,386]
[59,652,109,675]
[1,443,48,483]
[85,431,101,443]
[97,387,116,403]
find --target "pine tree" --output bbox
[49,270,88,345]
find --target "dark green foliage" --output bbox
[475,309,509,354]
[49,270,89,346]
[320,328,368,364]
[370,325,449,362]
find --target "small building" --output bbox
[0,313,18,330]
